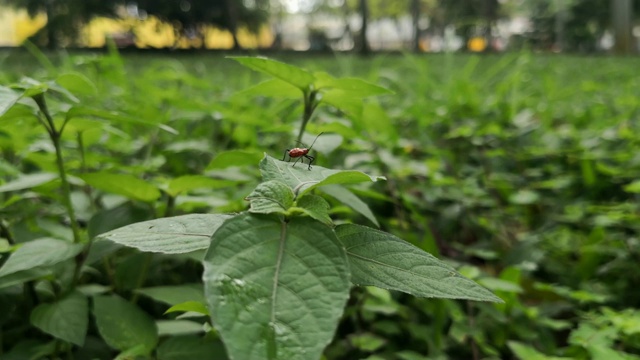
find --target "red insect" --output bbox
[282,132,324,170]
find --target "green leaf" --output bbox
[317,77,393,97]
[0,268,51,290]
[135,284,204,306]
[320,89,363,118]
[166,175,237,197]
[0,85,22,117]
[30,291,88,346]
[79,172,161,202]
[165,301,209,316]
[322,185,379,227]
[96,214,234,254]
[0,173,58,193]
[56,72,97,97]
[292,194,332,225]
[156,336,228,360]
[236,79,301,99]
[0,238,84,278]
[229,57,315,90]
[156,320,204,336]
[477,278,523,293]
[509,189,540,205]
[246,180,295,215]
[349,333,387,352]
[335,224,503,302]
[260,154,384,196]
[65,106,178,134]
[93,295,158,353]
[203,214,350,360]
[507,341,572,360]
[623,180,640,193]
[206,150,264,170]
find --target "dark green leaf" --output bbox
[0,173,58,193]
[0,238,84,278]
[30,291,88,346]
[156,336,228,360]
[322,185,379,227]
[135,284,204,306]
[292,195,332,225]
[79,172,161,202]
[166,175,237,197]
[93,295,158,353]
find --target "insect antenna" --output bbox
[307,132,324,151]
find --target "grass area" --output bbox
[1,48,639,359]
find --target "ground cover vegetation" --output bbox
[0,49,639,359]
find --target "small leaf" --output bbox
[477,278,523,293]
[206,150,264,170]
[349,333,387,352]
[79,172,161,202]
[135,284,204,306]
[509,189,540,205]
[203,213,350,360]
[56,73,97,97]
[65,106,178,134]
[97,214,234,254]
[166,175,237,197]
[0,85,23,117]
[246,180,295,215]
[292,194,332,225]
[93,295,158,353]
[229,57,315,90]
[0,238,84,278]
[0,173,58,193]
[156,320,205,336]
[322,185,379,227]
[507,341,572,360]
[0,268,51,290]
[623,180,640,193]
[165,301,209,316]
[335,224,503,303]
[30,291,88,346]
[320,89,363,119]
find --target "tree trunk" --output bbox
[612,0,633,54]
[358,0,370,55]
[411,0,420,52]
[45,0,58,49]
[225,0,242,50]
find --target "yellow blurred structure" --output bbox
[0,8,47,46]
[467,36,487,52]
[0,6,273,49]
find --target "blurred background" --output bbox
[0,0,638,54]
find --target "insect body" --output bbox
[282,132,324,170]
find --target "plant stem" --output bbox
[296,90,318,144]
[131,253,153,304]
[0,220,15,245]
[33,94,81,244]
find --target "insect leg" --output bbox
[305,155,315,170]
[292,156,302,167]
[282,149,290,162]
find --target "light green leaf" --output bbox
[246,180,295,215]
[135,284,204,306]
[335,224,503,302]
[320,89,363,118]
[291,194,332,225]
[318,77,393,97]
[0,173,58,193]
[79,172,161,202]
[0,238,84,278]
[349,333,386,352]
[0,85,22,117]
[156,320,204,336]
[65,106,178,134]
[260,154,384,196]
[507,341,572,360]
[477,278,523,293]
[322,185,379,227]
[623,180,640,193]
[93,295,158,353]
[30,291,88,346]
[203,214,350,360]
[509,189,540,205]
[166,175,237,197]
[236,79,301,99]
[56,72,97,97]
[0,268,51,290]
[206,150,264,170]
[156,336,227,360]
[229,57,315,90]
[97,214,234,254]
[165,301,209,316]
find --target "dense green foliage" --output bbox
[1,49,640,360]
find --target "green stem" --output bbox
[131,253,153,304]
[33,94,81,244]
[296,90,318,144]
[165,195,175,217]
[0,220,15,245]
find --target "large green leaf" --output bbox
[79,172,161,203]
[322,185,379,227]
[230,57,315,90]
[0,238,84,278]
[335,224,503,303]
[259,154,384,196]
[0,173,58,193]
[246,180,295,215]
[202,214,350,360]
[30,291,88,346]
[93,295,158,353]
[96,214,233,254]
